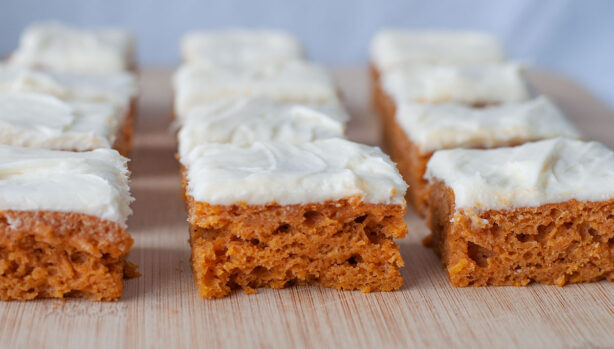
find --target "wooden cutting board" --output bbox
[1,68,613,349]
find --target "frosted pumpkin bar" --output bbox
[387,96,580,216]
[181,29,303,66]
[369,30,505,73]
[425,138,614,287]
[0,92,125,152]
[180,138,408,298]
[177,97,346,157]
[10,21,135,73]
[0,146,134,301]
[0,63,138,155]
[172,60,339,120]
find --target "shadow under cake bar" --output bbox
[177,97,346,157]
[0,145,134,301]
[0,63,138,156]
[9,21,135,74]
[388,96,580,216]
[424,137,614,287]
[181,29,304,67]
[172,60,341,120]
[179,138,408,298]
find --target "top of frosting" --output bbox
[396,96,581,152]
[425,137,614,210]
[10,21,134,74]
[181,138,407,206]
[381,63,530,105]
[0,145,132,225]
[181,29,304,66]
[0,63,137,111]
[177,97,346,157]
[172,60,338,118]
[0,92,121,151]
[370,29,505,72]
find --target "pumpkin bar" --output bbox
[177,97,346,157]
[10,21,135,73]
[0,92,126,152]
[172,60,339,120]
[180,138,408,298]
[181,29,303,66]
[387,96,580,216]
[0,63,138,155]
[425,138,614,287]
[370,30,505,73]
[0,145,134,301]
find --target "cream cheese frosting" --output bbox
[177,98,346,157]
[172,60,339,119]
[425,137,614,211]
[370,30,505,72]
[0,63,137,112]
[381,63,530,105]
[181,138,408,206]
[181,29,303,66]
[0,92,121,151]
[10,21,134,74]
[0,145,132,225]
[396,96,581,152]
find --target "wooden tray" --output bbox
[2,68,613,348]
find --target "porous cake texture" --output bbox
[0,146,134,300]
[180,139,408,298]
[425,138,614,287]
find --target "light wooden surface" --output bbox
[1,68,613,349]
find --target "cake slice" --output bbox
[0,92,126,153]
[177,97,346,157]
[0,63,138,155]
[424,138,614,287]
[370,30,505,73]
[10,21,135,73]
[172,60,339,120]
[180,138,408,298]
[181,29,304,66]
[0,145,134,300]
[387,96,580,215]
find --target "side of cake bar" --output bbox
[0,146,134,300]
[180,139,408,298]
[424,138,614,287]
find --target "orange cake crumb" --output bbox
[0,210,134,301]
[426,181,614,287]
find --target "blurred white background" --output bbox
[1,0,612,107]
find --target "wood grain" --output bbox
[1,67,613,349]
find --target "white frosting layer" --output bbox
[0,145,132,225]
[178,98,345,157]
[370,30,505,72]
[172,60,338,119]
[11,21,134,73]
[396,96,580,152]
[382,63,529,105]
[181,138,407,206]
[0,92,120,151]
[181,29,303,66]
[0,63,137,112]
[425,138,614,210]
